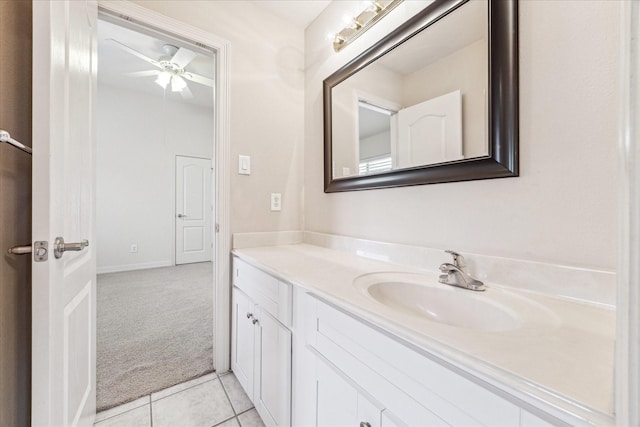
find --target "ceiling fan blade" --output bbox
[171,48,197,68]
[107,39,162,69]
[124,70,160,78]
[180,84,194,99]
[183,72,214,88]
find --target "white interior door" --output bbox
[396,90,463,168]
[32,1,97,426]
[175,155,212,265]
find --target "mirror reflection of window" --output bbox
[358,101,394,176]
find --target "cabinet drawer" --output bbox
[310,295,521,427]
[234,257,292,326]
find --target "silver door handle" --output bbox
[177,214,188,218]
[8,244,32,255]
[54,237,89,259]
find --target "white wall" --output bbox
[131,0,305,235]
[96,84,213,273]
[305,1,620,271]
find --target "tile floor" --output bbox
[94,372,265,427]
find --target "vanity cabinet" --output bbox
[313,349,434,427]
[303,294,560,427]
[231,258,292,427]
[232,254,566,427]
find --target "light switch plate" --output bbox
[239,155,251,175]
[271,193,282,211]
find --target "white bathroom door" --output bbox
[32,1,97,426]
[396,90,463,168]
[175,155,213,265]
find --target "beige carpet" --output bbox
[97,262,214,411]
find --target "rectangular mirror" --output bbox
[324,0,518,192]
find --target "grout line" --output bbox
[151,372,218,403]
[211,414,238,427]
[236,408,254,416]
[218,373,238,416]
[149,397,153,427]
[95,396,151,424]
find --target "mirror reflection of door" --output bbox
[396,90,463,168]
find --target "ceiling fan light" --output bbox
[155,72,171,89]
[171,76,187,92]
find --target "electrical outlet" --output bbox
[130,244,138,253]
[271,193,282,211]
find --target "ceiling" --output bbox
[251,0,331,29]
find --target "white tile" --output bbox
[95,396,150,423]
[238,409,265,427]
[220,373,253,413]
[94,405,150,427]
[215,417,240,427]
[151,372,217,401]
[152,378,234,427]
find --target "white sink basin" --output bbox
[353,272,523,331]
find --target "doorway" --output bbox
[95,12,217,411]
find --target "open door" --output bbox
[32,1,98,426]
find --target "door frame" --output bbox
[617,1,640,425]
[98,0,231,372]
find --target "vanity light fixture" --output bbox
[332,0,403,52]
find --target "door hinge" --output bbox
[215,223,220,233]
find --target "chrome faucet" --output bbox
[438,250,485,291]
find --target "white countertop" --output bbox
[232,243,616,423]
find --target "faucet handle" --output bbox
[445,250,465,268]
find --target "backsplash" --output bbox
[233,231,616,307]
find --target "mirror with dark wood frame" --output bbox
[323,0,518,192]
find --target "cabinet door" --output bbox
[255,308,292,427]
[232,287,255,399]
[316,355,381,427]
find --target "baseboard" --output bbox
[97,261,173,275]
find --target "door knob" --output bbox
[177,213,188,218]
[54,237,89,259]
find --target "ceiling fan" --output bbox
[107,39,214,99]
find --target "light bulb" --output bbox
[155,72,171,89]
[171,76,187,92]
